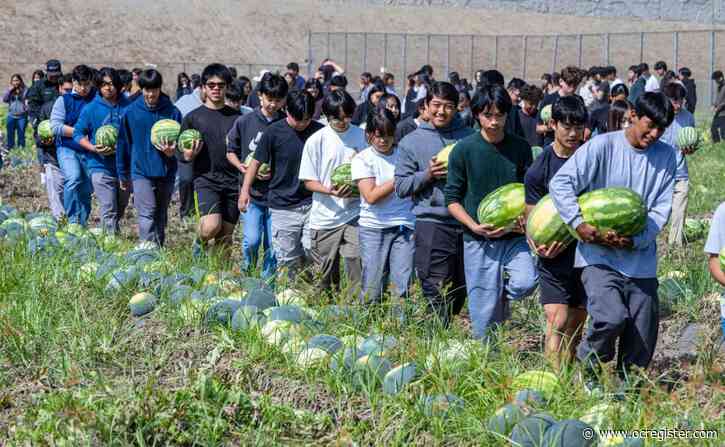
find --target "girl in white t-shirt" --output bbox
[352,110,415,305]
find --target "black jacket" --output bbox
[26,79,60,125]
[682,78,697,114]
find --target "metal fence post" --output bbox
[604,34,610,65]
[577,34,583,67]
[327,32,331,60]
[402,33,407,87]
[553,35,559,73]
[426,34,431,66]
[469,34,475,81]
[307,31,313,77]
[493,36,498,69]
[384,33,388,71]
[522,35,528,79]
[673,31,678,70]
[640,32,645,63]
[344,33,349,74]
[711,30,716,105]
[446,34,451,77]
[363,33,368,71]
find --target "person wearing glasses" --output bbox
[73,67,131,234]
[227,73,289,279]
[178,64,240,256]
[298,90,368,297]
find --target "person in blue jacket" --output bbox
[116,69,181,246]
[73,67,131,234]
[50,64,96,225]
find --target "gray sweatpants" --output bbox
[578,264,659,374]
[92,172,130,234]
[45,164,65,219]
[668,179,688,246]
[132,177,173,247]
[309,220,362,296]
[270,204,311,282]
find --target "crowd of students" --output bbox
[4,57,725,390]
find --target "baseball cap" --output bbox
[46,59,62,75]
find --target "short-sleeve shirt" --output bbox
[181,105,240,187]
[351,146,414,229]
[705,202,725,255]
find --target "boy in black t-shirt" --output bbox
[536,66,586,146]
[179,64,240,255]
[524,95,589,369]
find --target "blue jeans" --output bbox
[242,201,276,280]
[463,237,539,339]
[358,225,415,304]
[5,114,27,149]
[57,146,92,225]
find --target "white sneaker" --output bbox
[40,173,46,185]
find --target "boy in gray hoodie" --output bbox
[394,81,475,326]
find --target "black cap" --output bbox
[46,59,61,75]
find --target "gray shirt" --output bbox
[549,130,676,278]
[705,202,725,255]
[659,109,695,180]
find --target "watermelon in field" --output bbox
[244,152,271,176]
[425,339,472,370]
[358,334,398,357]
[230,305,266,331]
[477,183,525,230]
[487,403,528,436]
[542,419,597,446]
[129,292,157,317]
[511,370,559,399]
[676,126,700,149]
[28,215,57,235]
[150,119,181,147]
[382,362,419,395]
[569,187,646,239]
[306,334,343,354]
[331,163,358,195]
[38,120,53,141]
[296,347,330,368]
[352,354,392,390]
[526,195,575,249]
[95,125,118,153]
[540,104,553,123]
[435,143,456,169]
[177,128,202,151]
[510,413,557,447]
[513,389,545,407]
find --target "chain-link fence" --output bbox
[308,30,725,114]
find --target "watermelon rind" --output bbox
[150,119,181,147]
[477,183,525,230]
[568,187,647,239]
[526,195,575,249]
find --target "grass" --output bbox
[0,107,724,445]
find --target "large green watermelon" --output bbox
[526,195,575,248]
[435,143,456,169]
[150,119,181,147]
[331,163,359,195]
[676,126,700,149]
[95,125,118,153]
[540,104,553,123]
[38,120,53,140]
[569,187,647,239]
[244,153,271,176]
[177,129,202,151]
[477,183,525,230]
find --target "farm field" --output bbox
[0,107,724,445]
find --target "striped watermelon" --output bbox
[150,119,181,147]
[511,370,559,399]
[676,126,700,149]
[477,183,525,230]
[38,120,53,140]
[331,163,358,195]
[244,153,271,176]
[526,195,575,248]
[178,129,202,151]
[540,104,553,123]
[95,125,118,151]
[568,187,647,239]
[435,143,456,169]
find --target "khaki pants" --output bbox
[668,179,689,246]
[309,220,362,296]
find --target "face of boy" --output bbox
[203,76,227,104]
[99,76,117,101]
[329,112,351,133]
[143,88,161,107]
[287,113,312,131]
[559,80,577,96]
[521,100,536,116]
[73,80,93,97]
[627,112,665,149]
[553,121,585,152]
[669,97,683,114]
[477,105,507,139]
[425,96,456,128]
[260,94,285,117]
[508,88,520,104]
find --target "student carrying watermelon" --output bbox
[549,92,676,388]
[704,202,725,346]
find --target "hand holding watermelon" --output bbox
[470,223,508,239]
[427,156,448,180]
[575,223,632,249]
[155,136,177,157]
[526,236,567,259]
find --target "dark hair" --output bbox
[237,76,251,101]
[425,81,459,106]
[132,68,142,76]
[712,70,724,81]
[449,71,461,85]
[118,69,132,87]
[138,69,163,89]
[259,73,289,99]
[471,84,512,116]
[606,65,617,76]
[286,90,315,121]
[560,66,586,87]
[610,83,629,99]
[421,64,434,76]
[191,74,201,89]
[628,65,639,73]
[662,82,687,101]
[520,84,544,104]
[459,90,471,102]
[61,73,73,85]
[287,62,300,73]
[322,89,356,120]
[225,80,244,103]
[541,73,552,84]
[608,99,632,132]
[507,78,526,91]
[304,78,323,101]
[96,67,122,92]
[10,73,25,90]
[360,72,373,81]
[376,94,401,124]
[634,92,674,129]
[176,72,189,89]
[367,83,387,104]
[201,63,233,86]
[551,95,588,126]
[71,64,94,83]
[480,70,505,87]
[678,67,692,78]
[32,69,45,81]
[330,75,348,88]
[365,109,397,139]
[654,61,667,71]
[551,72,561,86]
[382,72,394,84]
[227,66,237,79]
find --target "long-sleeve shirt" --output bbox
[659,109,695,181]
[714,83,725,117]
[549,130,676,278]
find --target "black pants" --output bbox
[177,160,195,218]
[414,221,467,327]
[711,116,725,143]
[577,265,659,376]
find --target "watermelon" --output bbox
[358,334,397,357]
[244,152,271,176]
[244,287,277,310]
[95,125,118,153]
[261,320,300,346]
[540,104,553,123]
[513,389,545,407]
[230,305,266,331]
[353,354,392,390]
[307,334,343,354]
[264,305,311,324]
[570,187,647,239]
[579,402,617,431]
[425,340,471,370]
[28,215,57,235]
[129,292,157,317]
[276,288,306,306]
[435,143,456,169]
[477,183,525,230]
[526,195,575,249]
[382,362,418,395]
[511,370,559,399]
[331,163,358,195]
[541,419,597,446]
[330,346,363,372]
[676,126,700,149]
[510,413,557,447]
[205,299,243,326]
[177,129,202,151]
[487,403,528,436]
[38,120,53,141]
[421,394,465,418]
[150,119,181,147]
[531,145,543,159]
[296,347,330,368]
[281,336,307,356]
